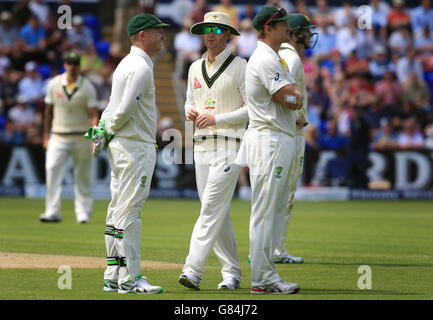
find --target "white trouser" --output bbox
[274,133,305,258]
[44,135,93,222]
[183,143,242,282]
[244,129,296,287]
[103,137,156,285]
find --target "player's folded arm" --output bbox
[272,83,303,111]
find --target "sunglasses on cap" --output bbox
[264,7,287,27]
[202,26,226,35]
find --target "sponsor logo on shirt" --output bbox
[224,166,230,172]
[275,73,280,81]
[194,77,202,89]
[136,93,142,101]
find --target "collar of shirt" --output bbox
[61,73,82,88]
[281,42,298,55]
[256,40,281,61]
[202,47,231,68]
[130,45,154,68]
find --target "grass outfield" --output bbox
[0,198,432,300]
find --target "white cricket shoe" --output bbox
[118,275,163,294]
[217,278,241,290]
[103,280,118,292]
[251,280,300,294]
[178,272,201,290]
[274,252,304,264]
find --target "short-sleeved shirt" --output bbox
[245,41,296,136]
[44,73,97,134]
[279,42,308,134]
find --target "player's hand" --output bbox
[186,107,199,121]
[84,120,113,156]
[195,114,215,129]
[296,113,306,129]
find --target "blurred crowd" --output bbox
[0,0,125,146]
[1,0,433,185]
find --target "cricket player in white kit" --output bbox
[274,13,318,264]
[87,13,169,294]
[241,6,304,294]
[40,51,98,224]
[178,12,249,291]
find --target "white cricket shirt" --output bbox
[44,74,97,134]
[246,41,297,137]
[279,42,308,135]
[184,47,248,146]
[101,46,157,143]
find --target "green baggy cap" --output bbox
[253,6,291,31]
[127,13,170,36]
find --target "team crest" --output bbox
[275,167,283,178]
[205,97,216,110]
[140,176,147,188]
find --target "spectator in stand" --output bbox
[12,0,33,29]
[336,19,367,59]
[388,25,411,55]
[0,49,11,77]
[375,70,403,117]
[396,46,424,83]
[313,0,334,26]
[387,0,411,32]
[29,0,51,26]
[80,44,104,84]
[424,123,433,149]
[397,117,425,149]
[18,61,44,105]
[320,48,343,77]
[410,0,433,34]
[317,118,349,151]
[369,45,395,82]
[188,0,210,24]
[66,15,94,52]
[0,11,18,54]
[19,14,46,51]
[414,25,433,72]
[213,0,239,29]
[334,1,356,29]
[0,69,19,111]
[266,0,294,13]
[294,0,312,18]
[173,18,202,80]
[348,105,371,189]
[367,0,389,41]
[239,4,256,21]
[6,94,38,145]
[95,67,112,112]
[344,50,370,77]
[402,71,431,114]
[371,118,399,150]
[312,16,336,60]
[235,18,257,60]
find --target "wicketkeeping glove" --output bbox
[84,120,114,156]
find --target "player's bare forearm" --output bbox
[273,84,303,110]
[43,104,53,149]
[89,107,99,126]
